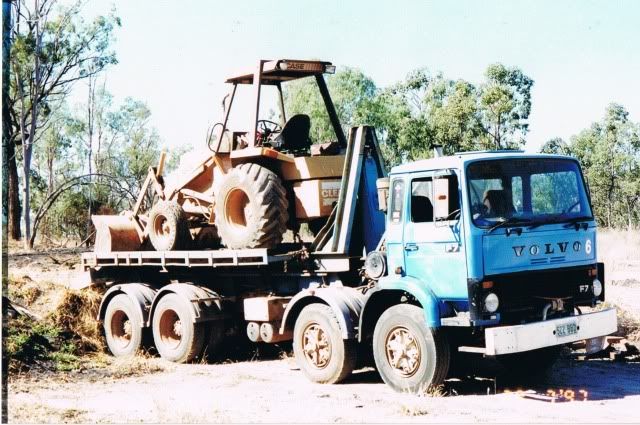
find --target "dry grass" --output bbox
[597,229,640,278]
[48,287,105,353]
[96,351,172,378]
[9,404,89,424]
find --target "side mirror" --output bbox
[376,177,390,212]
[433,177,450,220]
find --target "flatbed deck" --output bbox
[81,249,292,270]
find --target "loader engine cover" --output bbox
[293,179,341,220]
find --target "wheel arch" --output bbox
[98,283,157,328]
[358,276,441,342]
[148,283,222,326]
[280,286,365,339]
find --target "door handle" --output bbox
[404,243,419,252]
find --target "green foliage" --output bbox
[284,67,380,143]
[31,89,170,244]
[479,63,533,149]
[5,315,79,372]
[541,137,572,155]
[543,104,640,228]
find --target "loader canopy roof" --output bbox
[226,59,335,85]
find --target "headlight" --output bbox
[364,251,386,279]
[484,292,499,313]
[592,278,603,297]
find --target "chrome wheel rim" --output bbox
[302,323,331,369]
[385,326,421,377]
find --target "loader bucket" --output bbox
[92,214,143,252]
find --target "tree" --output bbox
[377,70,485,164]
[9,0,119,248]
[30,94,170,247]
[479,63,533,149]
[284,67,380,143]
[540,137,572,155]
[569,104,640,228]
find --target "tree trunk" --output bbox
[23,146,32,249]
[7,140,21,239]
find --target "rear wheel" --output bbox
[104,294,145,357]
[148,201,190,251]
[214,163,288,249]
[373,304,450,393]
[152,294,205,363]
[293,304,356,384]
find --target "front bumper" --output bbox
[484,308,617,355]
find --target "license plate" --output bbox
[556,322,578,337]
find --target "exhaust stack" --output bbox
[433,145,443,158]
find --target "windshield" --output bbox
[467,158,592,228]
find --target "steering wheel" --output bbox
[257,119,282,134]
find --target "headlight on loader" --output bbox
[592,278,603,297]
[484,292,499,313]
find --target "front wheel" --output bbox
[373,304,450,393]
[293,304,357,384]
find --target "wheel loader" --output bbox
[93,59,347,252]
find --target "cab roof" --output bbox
[389,150,576,174]
[225,59,334,85]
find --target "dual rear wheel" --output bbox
[103,293,223,363]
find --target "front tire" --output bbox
[293,304,356,384]
[148,201,190,251]
[152,294,205,363]
[373,304,450,393]
[104,294,146,357]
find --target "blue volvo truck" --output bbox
[83,126,617,393]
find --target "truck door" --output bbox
[403,171,467,299]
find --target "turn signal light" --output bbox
[588,267,597,277]
[482,280,494,289]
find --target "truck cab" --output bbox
[363,149,617,391]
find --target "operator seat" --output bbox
[272,114,311,154]
[411,196,434,223]
[483,189,515,217]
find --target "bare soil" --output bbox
[5,231,640,423]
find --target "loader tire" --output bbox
[215,163,288,249]
[148,200,190,251]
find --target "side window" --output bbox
[390,179,405,223]
[444,174,461,216]
[411,178,433,223]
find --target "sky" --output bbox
[73,0,640,153]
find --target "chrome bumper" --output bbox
[484,308,617,355]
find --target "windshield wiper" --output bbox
[562,215,593,229]
[488,217,534,233]
[528,215,594,230]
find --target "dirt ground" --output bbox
[7,355,640,423]
[5,231,640,423]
